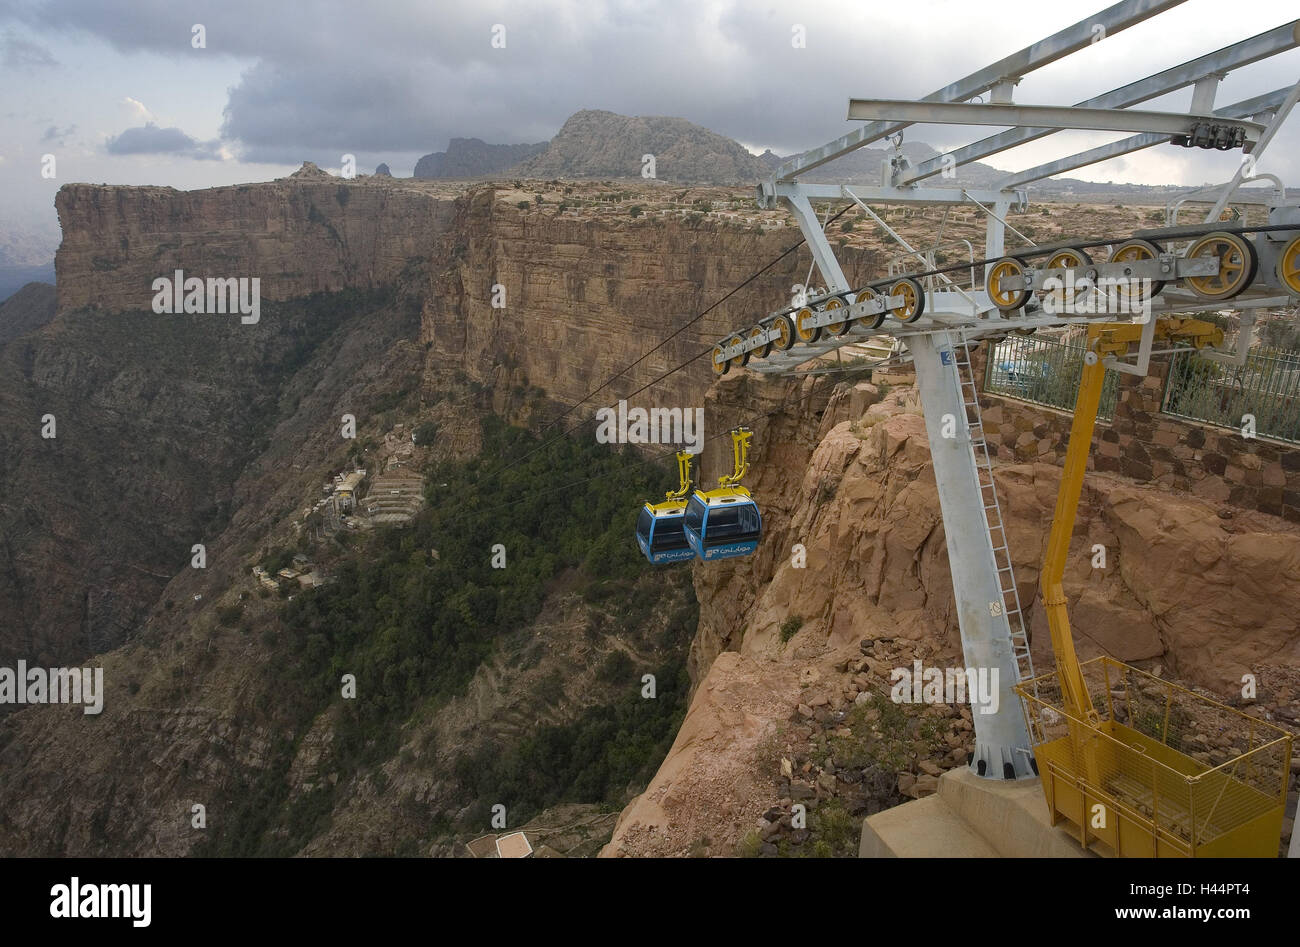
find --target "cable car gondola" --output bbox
[635,450,698,564]
[683,427,762,562]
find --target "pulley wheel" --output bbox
[1278,235,1300,296]
[795,306,822,344]
[890,277,926,323]
[710,343,730,376]
[857,287,886,330]
[1183,231,1257,301]
[728,334,749,367]
[987,258,1029,313]
[823,297,851,337]
[1109,239,1165,302]
[773,313,797,351]
[1041,247,1093,312]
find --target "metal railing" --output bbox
[887,238,978,293]
[985,334,1119,421]
[1163,348,1300,444]
[1016,657,1292,857]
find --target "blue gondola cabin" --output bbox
[636,502,697,564]
[683,488,762,561]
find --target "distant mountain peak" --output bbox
[289,161,334,180]
[510,109,766,184]
[414,138,548,179]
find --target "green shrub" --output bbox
[412,421,438,446]
[780,616,804,642]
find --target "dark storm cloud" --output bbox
[41,122,73,141]
[7,0,1300,183]
[12,0,950,155]
[2,28,56,67]
[106,122,222,159]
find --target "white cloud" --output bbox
[120,96,154,124]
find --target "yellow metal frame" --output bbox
[649,450,693,514]
[1018,657,1292,857]
[1018,318,1291,857]
[693,428,754,504]
[717,427,752,489]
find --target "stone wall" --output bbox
[968,340,1300,522]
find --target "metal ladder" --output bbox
[951,331,1035,687]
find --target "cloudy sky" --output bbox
[2,0,1298,257]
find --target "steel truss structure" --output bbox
[731,0,1300,785]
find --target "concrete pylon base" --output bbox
[860,767,1098,858]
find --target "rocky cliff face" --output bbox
[53,164,456,314]
[420,188,846,415]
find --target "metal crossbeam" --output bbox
[765,0,1187,188]
[765,181,1021,207]
[900,20,1300,185]
[997,87,1293,189]
[846,99,1263,140]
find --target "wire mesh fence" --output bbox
[985,334,1119,421]
[1163,348,1300,444]
[1016,657,1292,857]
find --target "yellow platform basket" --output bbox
[1015,657,1293,858]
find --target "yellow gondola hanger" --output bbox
[717,427,752,489]
[665,450,693,501]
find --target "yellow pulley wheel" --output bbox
[795,306,822,343]
[710,343,730,376]
[987,258,1028,313]
[889,277,925,323]
[1183,231,1257,301]
[1046,248,1092,268]
[856,287,886,330]
[1041,247,1093,312]
[1109,239,1165,302]
[773,313,797,351]
[1279,235,1300,296]
[823,297,851,337]
[750,324,773,359]
[727,334,749,367]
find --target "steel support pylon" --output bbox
[908,332,1036,779]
